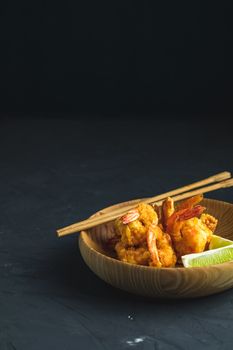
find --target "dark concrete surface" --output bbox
[1,115,233,350]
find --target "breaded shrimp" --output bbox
[115,241,151,265]
[166,200,217,258]
[147,224,177,267]
[114,203,176,267]
[170,217,212,258]
[113,194,217,267]
[114,203,158,246]
[115,223,177,267]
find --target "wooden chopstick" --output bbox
[58,178,233,236]
[57,171,232,237]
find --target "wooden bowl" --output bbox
[79,198,233,298]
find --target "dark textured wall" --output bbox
[1,1,233,115]
[1,116,233,350]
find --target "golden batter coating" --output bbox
[114,203,158,246]
[200,213,218,233]
[170,217,213,258]
[115,241,151,265]
[156,232,177,267]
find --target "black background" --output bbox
[1,1,233,116]
[1,2,233,350]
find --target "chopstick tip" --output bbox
[214,171,231,182]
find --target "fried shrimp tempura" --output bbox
[114,203,176,267]
[148,225,177,267]
[114,203,158,246]
[112,195,218,267]
[166,196,218,258]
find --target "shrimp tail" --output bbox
[176,194,203,210]
[121,209,140,224]
[178,205,206,221]
[166,205,206,233]
[147,225,162,267]
[162,197,175,230]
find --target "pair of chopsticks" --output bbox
[57,171,233,237]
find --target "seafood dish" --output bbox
[107,195,218,267]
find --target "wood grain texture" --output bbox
[79,198,233,298]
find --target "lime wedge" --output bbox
[209,235,233,250]
[182,246,233,267]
